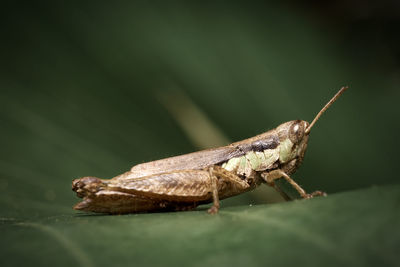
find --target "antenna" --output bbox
[305,86,348,134]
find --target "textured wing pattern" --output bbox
[128,146,239,178]
[108,170,212,201]
[74,191,164,214]
[128,130,279,179]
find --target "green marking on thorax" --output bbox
[237,156,248,174]
[222,157,241,172]
[222,146,281,173]
[246,151,261,170]
[279,138,294,163]
[261,149,280,170]
[255,151,267,165]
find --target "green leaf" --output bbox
[1,2,399,267]
[1,184,399,267]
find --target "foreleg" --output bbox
[261,169,326,199]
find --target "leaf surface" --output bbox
[1,185,399,267]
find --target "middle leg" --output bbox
[206,166,251,214]
[207,166,220,214]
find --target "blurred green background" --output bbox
[1,1,399,267]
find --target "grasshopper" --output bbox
[72,87,348,214]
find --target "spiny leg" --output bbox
[261,169,326,199]
[207,167,220,214]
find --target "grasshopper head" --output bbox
[275,86,348,174]
[276,120,310,168]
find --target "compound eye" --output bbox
[289,121,305,144]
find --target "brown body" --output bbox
[73,128,282,213]
[72,87,348,214]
